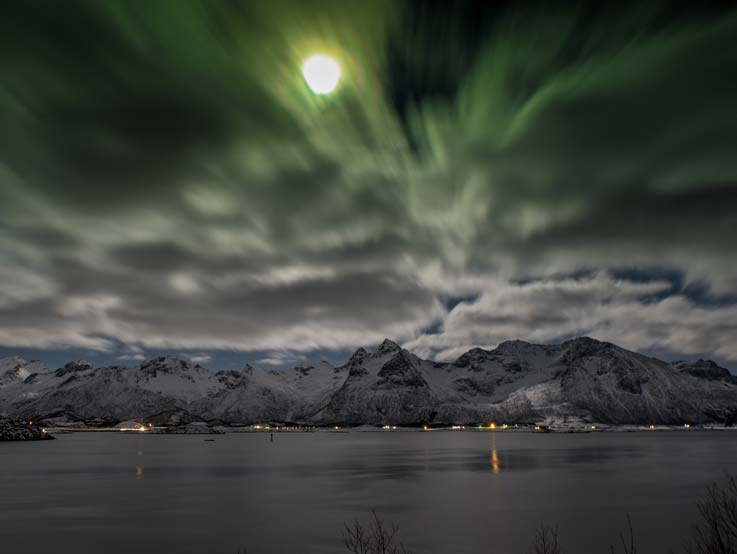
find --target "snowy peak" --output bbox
[1,337,736,426]
[375,339,401,356]
[0,356,44,373]
[0,356,31,371]
[0,357,45,385]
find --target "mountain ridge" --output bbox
[1,337,736,427]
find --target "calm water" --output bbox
[1,431,736,554]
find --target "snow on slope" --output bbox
[0,357,46,385]
[312,340,440,425]
[1,338,736,425]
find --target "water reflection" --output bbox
[491,449,500,474]
[490,433,500,474]
[135,441,144,480]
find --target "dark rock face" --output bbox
[559,337,614,364]
[376,339,401,356]
[0,418,54,441]
[140,357,199,376]
[215,370,244,389]
[295,365,313,376]
[349,347,369,363]
[54,361,93,377]
[454,348,490,369]
[23,374,40,384]
[502,360,526,373]
[348,364,369,378]
[453,377,496,395]
[376,352,428,388]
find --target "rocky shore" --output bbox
[0,417,54,441]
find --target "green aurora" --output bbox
[1,1,736,365]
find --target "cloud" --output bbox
[187,354,212,364]
[405,272,737,362]
[253,352,301,367]
[117,353,145,362]
[0,2,736,365]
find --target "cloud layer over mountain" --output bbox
[1,1,736,365]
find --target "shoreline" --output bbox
[40,423,737,435]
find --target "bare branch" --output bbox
[532,523,563,554]
[341,510,411,554]
[690,475,737,554]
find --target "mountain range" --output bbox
[1,337,736,427]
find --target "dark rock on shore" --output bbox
[0,417,54,441]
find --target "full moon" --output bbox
[302,54,341,94]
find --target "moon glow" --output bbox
[302,54,341,94]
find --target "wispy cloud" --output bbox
[0,2,736,365]
[187,353,212,364]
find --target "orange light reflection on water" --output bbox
[491,449,500,474]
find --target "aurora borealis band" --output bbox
[1,1,737,368]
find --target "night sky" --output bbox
[1,1,736,370]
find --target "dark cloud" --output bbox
[1,0,736,365]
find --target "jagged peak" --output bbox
[65,360,92,370]
[349,347,369,362]
[376,339,401,355]
[139,356,198,373]
[0,356,46,375]
[0,355,30,367]
[54,360,94,377]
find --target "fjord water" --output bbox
[1,431,735,554]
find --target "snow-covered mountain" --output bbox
[0,356,46,386]
[1,338,735,426]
